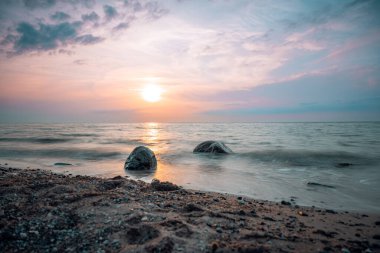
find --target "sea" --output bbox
[0,122,379,212]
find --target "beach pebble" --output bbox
[145,236,174,253]
[124,146,157,170]
[183,203,203,212]
[326,209,337,214]
[211,242,219,251]
[193,140,233,154]
[250,210,257,217]
[297,211,308,216]
[111,239,121,249]
[2,166,380,253]
[29,230,39,236]
[101,179,124,190]
[125,225,160,244]
[151,179,180,191]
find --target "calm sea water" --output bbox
[0,122,379,212]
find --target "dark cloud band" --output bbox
[50,11,71,21]
[0,0,169,56]
[8,21,104,55]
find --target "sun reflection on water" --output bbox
[138,122,179,183]
[141,122,160,150]
[126,122,189,184]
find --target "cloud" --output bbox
[50,11,70,21]
[73,59,86,65]
[81,11,99,22]
[7,21,105,55]
[0,34,17,46]
[58,48,74,55]
[283,0,380,31]
[124,0,143,12]
[74,34,103,45]
[23,0,56,9]
[13,22,78,53]
[0,0,169,56]
[103,4,118,20]
[113,22,129,32]
[66,0,95,8]
[121,0,168,21]
[144,1,169,20]
[204,97,380,118]
[23,0,96,9]
[197,66,380,120]
[325,30,380,61]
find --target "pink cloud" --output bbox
[325,30,380,60]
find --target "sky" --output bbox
[0,0,379,123]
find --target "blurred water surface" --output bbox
[1,122,379,212]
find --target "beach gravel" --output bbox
[0,166,379,253]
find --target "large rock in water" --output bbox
[124,146,157,170]
[193,141,233,154]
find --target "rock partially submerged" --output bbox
[193,140,233,154]
[124,146,157,170]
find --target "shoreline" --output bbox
[1,166,379,252]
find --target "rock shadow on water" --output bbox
[335,162,354,168]
[125,169,156,179]
[307,182,336,189]
[193,152,232,174]
[54,162,73,166]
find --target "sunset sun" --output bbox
[141,84,163,103]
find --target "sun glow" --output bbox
[141,84,163,103]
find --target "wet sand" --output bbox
[0,166,379,253]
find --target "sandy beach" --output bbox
[0,166,379,253]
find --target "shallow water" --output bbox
[1,122,379,212]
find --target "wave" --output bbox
[337,141,357,147]
[100,138,145,145]
[0,137,73,144]
[236,149,373,167]
[60,133,99,137]
[0,148,123,160]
